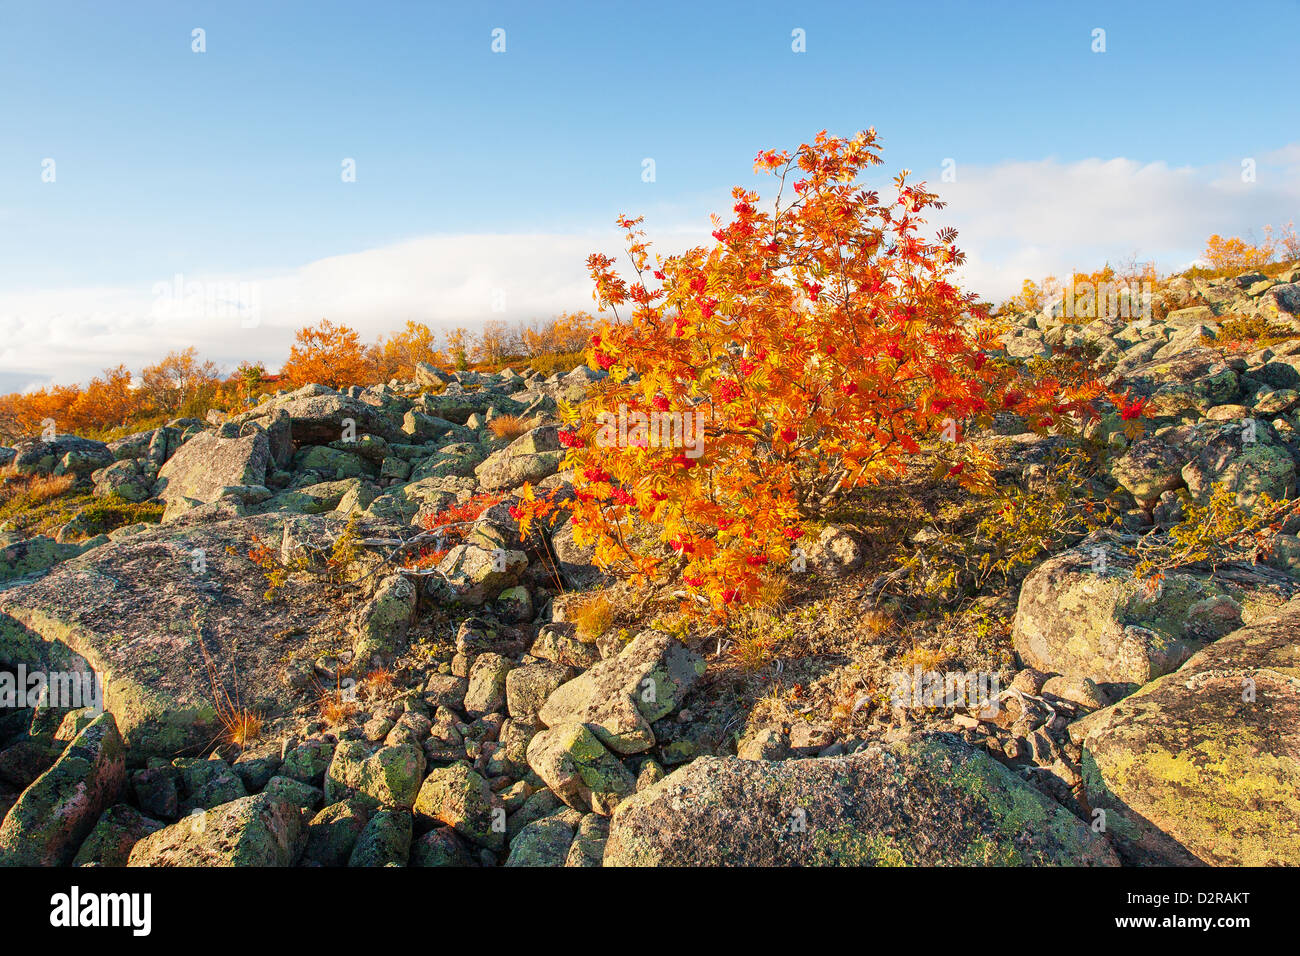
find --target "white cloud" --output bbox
[941,150,1300,300]
[0,230,709,392]
[3,146,1297,391]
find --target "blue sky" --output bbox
[1,0,1298,389]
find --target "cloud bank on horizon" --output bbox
[2,144,1297,394]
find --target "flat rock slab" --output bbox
[604,732,1120,866]
[0,514,325,759]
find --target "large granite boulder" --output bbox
[154,429,270,507]
[0,514,338,758]
[604,733,1119,866]
[126,793,306,866]
[1073,598,1300,865]
[0,713,126,865]
[1011,544,1257,698]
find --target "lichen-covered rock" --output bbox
[1073,598,1300,865]
[130,764,180,820]
[529,622,602,669]
[253,478,369,516]
[92,458,153,503]
[464,652,512,717]
[280,736,334,786]
[0,713,126,866]
[305,799,370,866]
[1110,348,1241,418]
[154,429,270,509]
[494,584,534,624]
[474,426,564,491]
[525,722,636,816]
[175,756,248,813]
[1180,420,1296,510]
[504,810,581,866]
[411,826,474,866]
[414,362,452,389]
[352,573,417,665]
[292,444,376,480]
[1109,437,1188,504]
[126,793,306,867]
[429,544,528,605]
[413,763,505,851]
[564,813,609,867]
[547,519,605,589]
[348,808,412,867]
[506,662,572,719]
[1012,544,1247,697]
[422,673,468,711]
[72,804,164,867]
[324,741,426,810]
[0,514,340,759]
[604,733,1120,866]
[0,535,85,583]
[9,435,113,480]
[538,629,705,754]
[262,775,323,812]
[228,389,407,445]
[737,726,791,761]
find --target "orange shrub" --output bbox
[515,130,1101,616]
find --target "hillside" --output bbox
[0,257,1298,867]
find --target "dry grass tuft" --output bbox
[319,689,359,726]
[860,608,896,640]
[730,630,777,672]
[223,709,263,747]
[488,414,532,440]
[0,472,76,508]
[571,592,616,642]
[363,667,396,695]
[898,643,950,674]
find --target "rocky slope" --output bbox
[1,264,1299,867]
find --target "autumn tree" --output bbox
[474,319,516,366]
[234,361,267,400]
[141,347,221,416]
[520,311,599,356]
[67,365,143,434]
[1203,233,1276,271]
[515,130,1102,617]
[280,319,374,389]
[444,327,473,371]
[0,383,81,443]
[376,320,443,379]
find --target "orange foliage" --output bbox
[514,130,1103,617]
[375,320,444,380]
[1203,233,1276,271]
[280,319,374,389]
[520,311,600,356]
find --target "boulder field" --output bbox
[3,265,1300,866]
